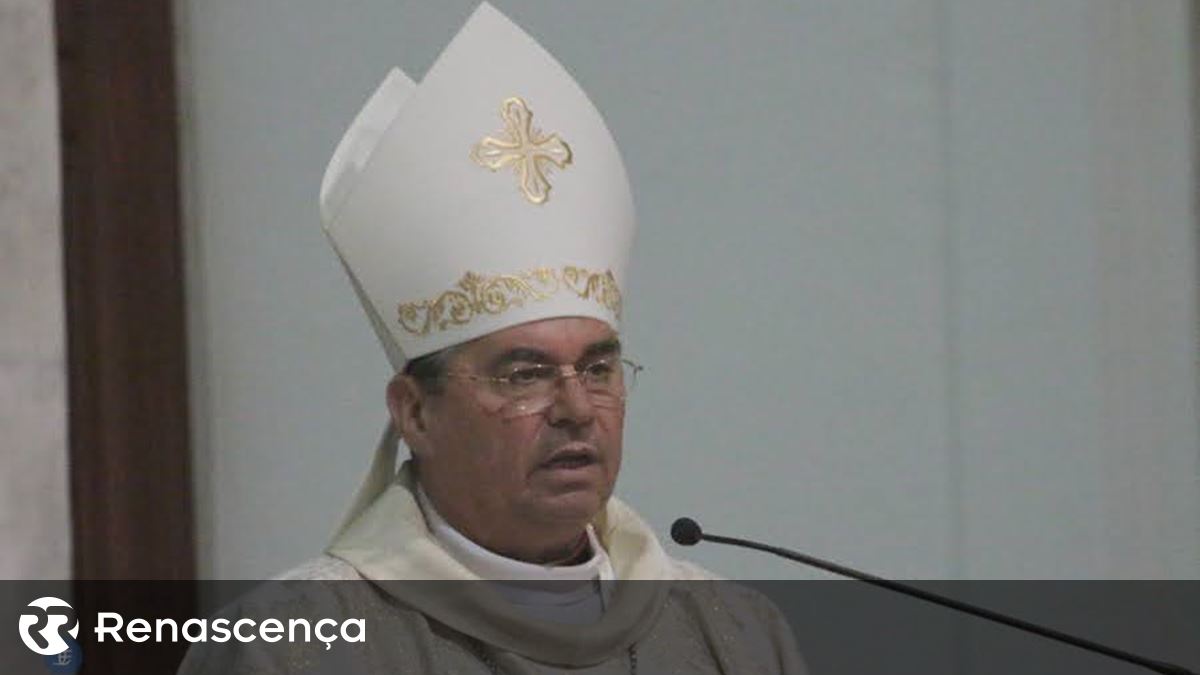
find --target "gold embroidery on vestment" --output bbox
[397,267,621,336]
[470,97,572,205]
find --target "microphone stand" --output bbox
[671,518,1196,675]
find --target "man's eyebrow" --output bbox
[487,347,553,371]
[486,338,621,371]
[580,338,622,361]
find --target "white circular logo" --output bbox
[18,597,79,656]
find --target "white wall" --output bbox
[0,0,71,580]
[177,0,1199,580]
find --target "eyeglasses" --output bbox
[443,356,644,419]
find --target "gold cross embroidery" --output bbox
[470,97,572,205]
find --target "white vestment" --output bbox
[414,482,615,624]
[178,462,807,674]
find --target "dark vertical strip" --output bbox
[55,1,197,669]
[54,0,196,582]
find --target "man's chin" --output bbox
[524,490,608,526]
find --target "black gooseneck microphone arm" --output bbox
[670,517,1196,675]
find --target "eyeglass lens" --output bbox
[495,360,638,419]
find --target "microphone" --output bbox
[670,517,1196,675]
[670,517,702,546]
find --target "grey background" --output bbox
[0,0,70,580]
[176,0,1200,579]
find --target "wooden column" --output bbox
[54,0,196,581]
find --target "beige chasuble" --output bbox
[177,461,807,674]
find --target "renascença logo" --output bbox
[18,597,79,656]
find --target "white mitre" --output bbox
[319,2,637,533]
[320,2,635,370]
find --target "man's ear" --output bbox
[387,374,430,450]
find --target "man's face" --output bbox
[405,317,625,559]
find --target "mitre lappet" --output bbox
[318,2,637,529]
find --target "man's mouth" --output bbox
[540,446,598,470]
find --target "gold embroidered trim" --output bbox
[397,267,621,336]
[470,97,572,205]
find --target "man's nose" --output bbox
[546,368,596,426]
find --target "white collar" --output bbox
[416,483,616,583]
[326,460,677,663]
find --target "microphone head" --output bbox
[670,517,703,546]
